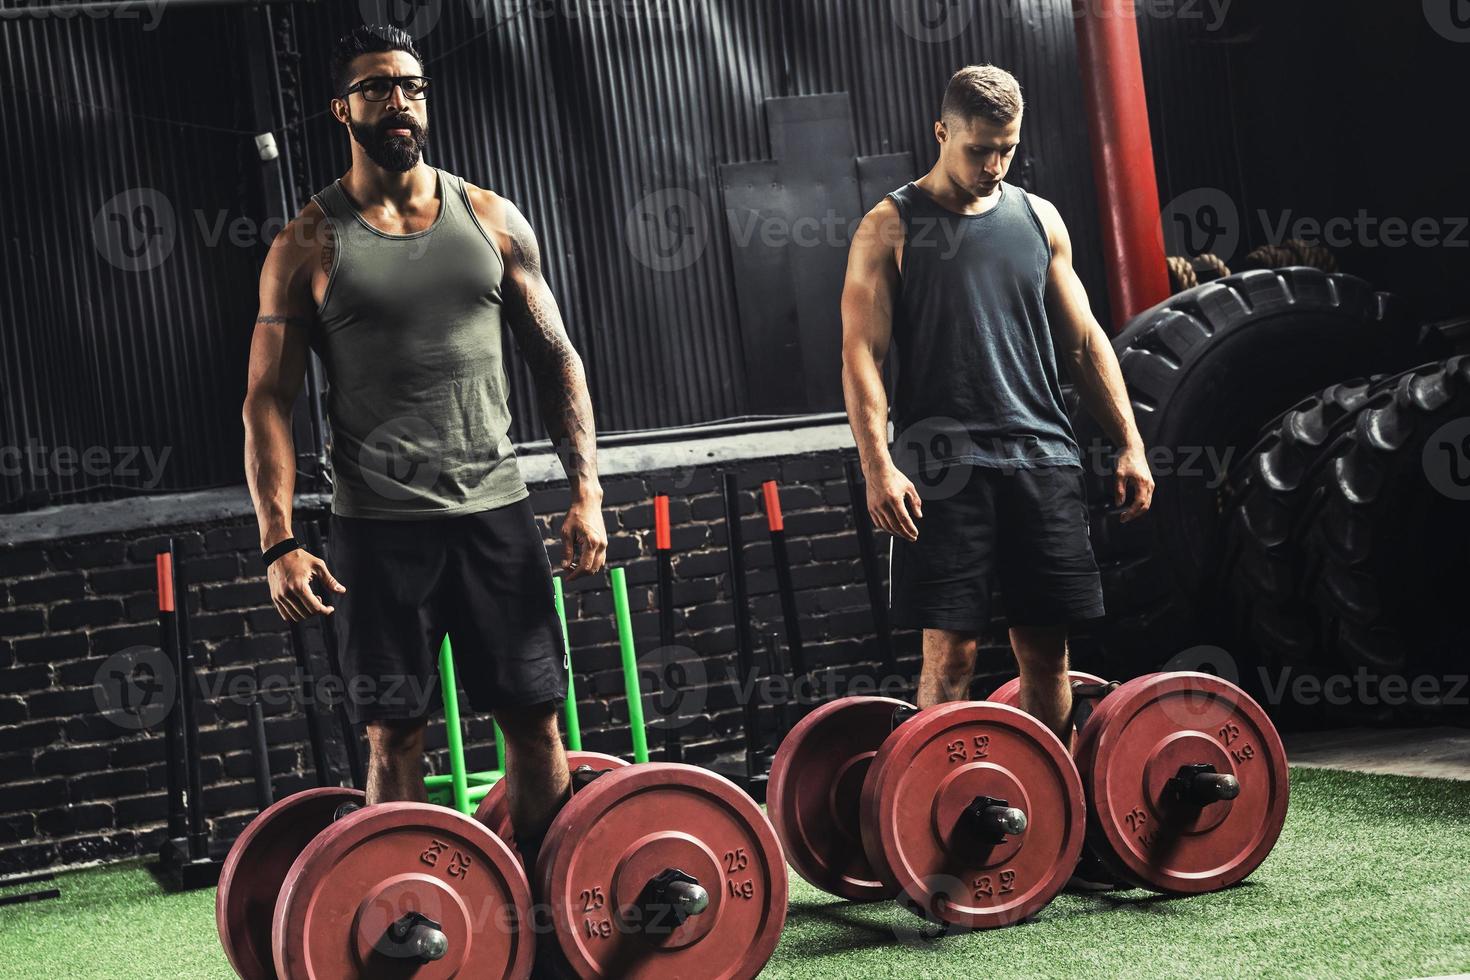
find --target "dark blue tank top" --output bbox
[885,180,1082,473]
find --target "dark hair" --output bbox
[330,25,424,97]
[941,65,1024,125]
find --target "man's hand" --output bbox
[1032,190,1155,526]
[559,495,608,580]
[1112,443,1155,523]
[867,464,923,542]
[268,548,346,622]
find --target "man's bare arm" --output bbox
[477,191,607,578]
[495,202,601,502]
[1032,193,1154,521]
[243,210,343,619]
[841,201,922,540]
[243,229,313,553]
[841,205,899,478]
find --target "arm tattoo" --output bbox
[501,206,600,493]
[256,314,312,329]
[319,219,336,278]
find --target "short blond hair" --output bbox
[941,65,1024,125]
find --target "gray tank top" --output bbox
[885,180,1082,473]
[310,167,529,518]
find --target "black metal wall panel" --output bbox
[719,94,877,413]
[1,8,263,511]
[1208,0,1469,320]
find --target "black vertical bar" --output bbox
[285,611,333,787]
[767,532,806,677]
[337,686,365,789]
[760,481,805,677]
[656,550,682,763]
[722,473,762,780]
[157,556,187,846]
[845,459,896,678]
[169,539,209,860]
[764,632,795,738]
[248,4,329,495]
[248,669,274,812]
[309,518,364,789]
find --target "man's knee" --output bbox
[495,701,560,746]
[926,629,979,676]
[365,717,426,757]
[1010,624,1068,673]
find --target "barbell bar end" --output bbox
[963,796,1027,841]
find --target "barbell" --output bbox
[767,669,1291,931]
[769,695,1085,929]
[217,762,786,979]
[990,670,1289,893]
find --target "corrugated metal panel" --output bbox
[775,0,1115,330]
[1133,1,1240,246]
[289,1,764,438]
[2,0,1240,512]
[1,8,262,509]
[286,0,1126,442]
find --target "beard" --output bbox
[349,112,429,172]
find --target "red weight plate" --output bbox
[1076,671,1290,894]
[767,696,911,901]
[474,751,629,858]
[273,802,534,980]
[536,763,787,980]
[988,671,1109,708]
[216,786,364,980]
[859,701,1084,930]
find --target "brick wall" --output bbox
[0,448,1078,877]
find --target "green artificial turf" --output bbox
[1,766,1467,979]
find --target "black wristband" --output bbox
[262,537,301,567]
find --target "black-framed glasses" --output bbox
[341,75,431,102]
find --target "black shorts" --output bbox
[888,462,1106,632]
[326,496,569,724]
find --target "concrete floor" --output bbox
[1282,727,1470,781]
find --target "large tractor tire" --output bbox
[1069,267,1415,676]
[1215,374,1393,726]
[1300,356,1470,722]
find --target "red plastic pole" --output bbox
[1072,0,1171,331]
[654,495,671,551]
[761,480,784,532]
[155,552,175,613]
